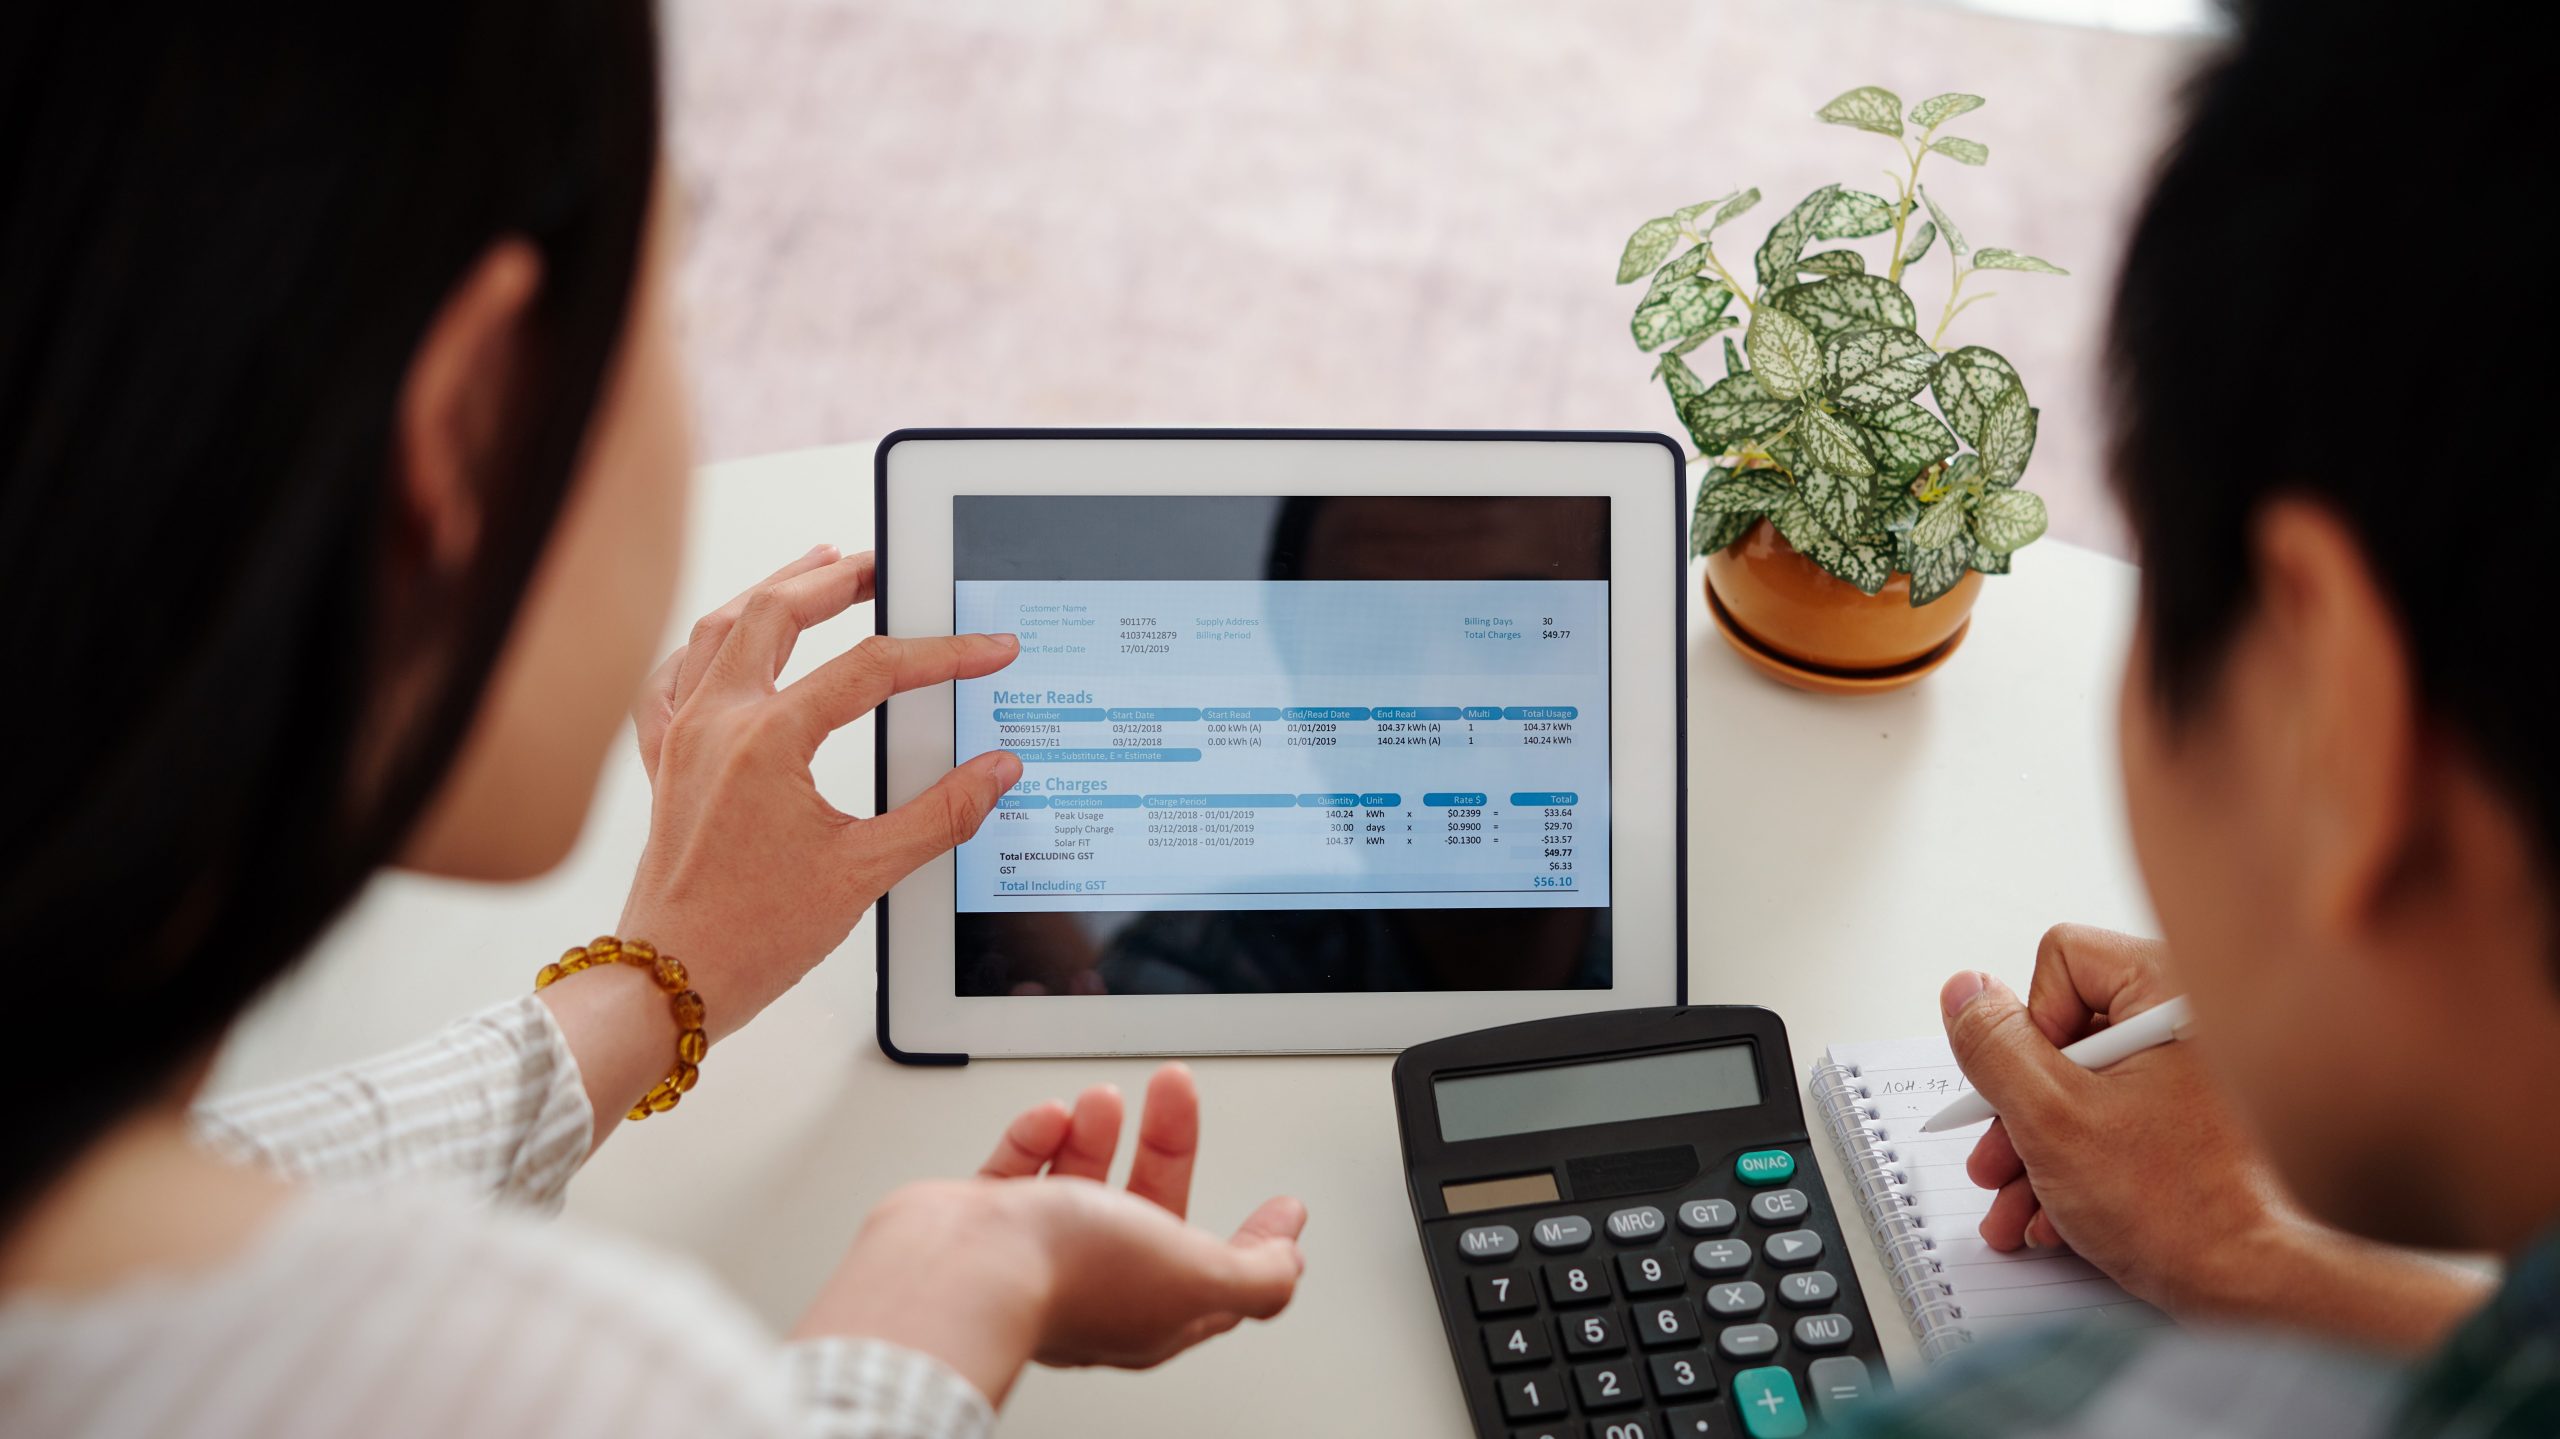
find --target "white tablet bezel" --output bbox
[875,430,1686,1060]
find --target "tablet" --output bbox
[874,429,1687,1061]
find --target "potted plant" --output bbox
[1617,85,2066,690]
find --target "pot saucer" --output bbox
[1705,583,1969,694]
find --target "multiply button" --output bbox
[1690,1238,1751,1275]
[1763,1229,1823,1267]
[1531,1215,1594,1252]
[1704,1280,1765,1317]
[1748,1188,1808,1225]
[1459,1225,1519,1261]
[1605,1205,1667,1242]
[1676,1198,1736,1234]
[1733,1149,1795,1187]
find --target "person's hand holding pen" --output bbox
[1940,924,2487,1354]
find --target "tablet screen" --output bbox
[950,494,1610,997]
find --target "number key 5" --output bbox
[1561,1310,1626,1357]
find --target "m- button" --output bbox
[1529,1215,1593,1252]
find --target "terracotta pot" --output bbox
[1704,519,1982,673]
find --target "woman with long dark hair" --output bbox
[0,5,1304,1432]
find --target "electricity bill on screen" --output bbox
[952,580,1608,914]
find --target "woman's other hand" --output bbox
[796,1065,1308,1404]
[620,545,1020,1039]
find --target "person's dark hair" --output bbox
[2108,0,2556,885]
[1,5,660,1216]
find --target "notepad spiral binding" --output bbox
[1808,1060,1971,1362]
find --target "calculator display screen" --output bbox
[1433,1042,1761,1142]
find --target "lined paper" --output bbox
[1826,1036,2167,1353]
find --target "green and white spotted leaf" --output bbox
[1972,547,2013,575]
[1616,216,1680,284]
[1767,490,1836,557]
[1673,193,1736,229]
[1744,306,1824,402]
[1876,490,1923,537]
[1932,345,2023,446]
[1907,532,1976,606]
[1813,189,1899,240]
[1638,245,1711,303]
[1972,248,2070,275]
[1666,322,1726,357]
[1722,335,1745,379]
[1909,92,1986,128]
[1630,277,1735,352]
[1691,498,1755,557]
[1775,493,1892,593]
[1799,466,1873,536]
[1942,452,1983,493]
[1690,472,1759,556]
[1816,86,1905,137]
[1975,384,2038,487]
[1832,533,1896,595]
[1918,185,1968,259]
[1825,326,1941,413]
[1655,350,1706,403]
[1769,274,1920,341]
[1701,467,1794,512]
[1755,185,1840,297]
[1929,135,1989,166]
[1762,431,1808,476]
[1710,188,1762,232]
[1796,407,1877,480]
[1901,220,1937,269]
[1912,494,1971,549]
[1797,249,1867,277]
[1681,374,1794,451]
[1806,525,1895,594]
[1973,487,2047,554]
[1854,399,1959,480]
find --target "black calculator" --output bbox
[1393,1006,1889,1439]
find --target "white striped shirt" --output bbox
[0,995,994,1439]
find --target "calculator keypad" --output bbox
[1441,1147,1880,1439]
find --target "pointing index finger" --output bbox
[784,632,1020,742]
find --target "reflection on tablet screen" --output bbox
[951,494,1611,997]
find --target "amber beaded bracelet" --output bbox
[534,936,708,1121]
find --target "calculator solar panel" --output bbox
[1393,1007,1890,1438]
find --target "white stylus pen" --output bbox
[1918,995,2196,1133]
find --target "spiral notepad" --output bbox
[1809,1035,2169,1361]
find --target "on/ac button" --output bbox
[1733,1149,1796,1187]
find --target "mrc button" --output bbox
[1733,1149,1796,1187]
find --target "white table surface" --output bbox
[215,442,2154,1436]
